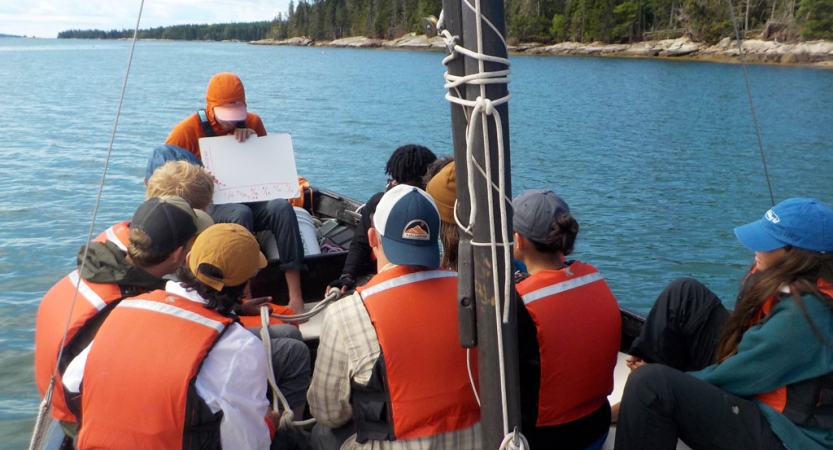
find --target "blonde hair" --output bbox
[145,161,214,210]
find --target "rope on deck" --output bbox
[270,288,340,323]
[260,288,341,429]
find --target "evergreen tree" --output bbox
[610,0,641,41]
[683,0,735,42]
[797,0,833,39]
[56,0,830,45]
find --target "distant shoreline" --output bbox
[251,33,833,68]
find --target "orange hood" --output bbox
[205,72,246,125]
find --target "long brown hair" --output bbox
[440,221,460,271]
[715,248,833,362]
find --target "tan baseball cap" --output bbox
[187,223,267,291]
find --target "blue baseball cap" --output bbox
[734,198,833,253]
[144,144,203,182]
[374,185,440,269]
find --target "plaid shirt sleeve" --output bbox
[308,292,380,427]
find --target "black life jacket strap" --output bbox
[782,373,833,429]
[197,109,216,137]
[350,354,396,443]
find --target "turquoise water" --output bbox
[1,37,832,445]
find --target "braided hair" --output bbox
[385,144,438,189]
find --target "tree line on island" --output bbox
[57,0,832,44]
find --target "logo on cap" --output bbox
[765,209,780,224]
[402,220,430,241]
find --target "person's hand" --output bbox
[204,168,219,184]
[326,274,355,297]
[266,409,282,429]
[233,127,255,142]
[236,296,273,316]
[625,356,647,371]
[610,402,621,423]
[286,297,308,324]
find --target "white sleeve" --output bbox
[196,324,272,449]
[62,342,92,393]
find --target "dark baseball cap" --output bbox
[130,196,212,254]
[513,189,570,242]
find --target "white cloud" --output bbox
[0,0,290,38]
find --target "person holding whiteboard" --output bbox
[166,72,305,314]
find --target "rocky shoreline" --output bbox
[251,33,833,67]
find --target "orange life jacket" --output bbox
[76,290,233,450]
[352,265,480,442]
[93,220,130,252]
[753,278,833,429]
[288,176,313,214]
[34,270,136,423]
[516,261,621,426]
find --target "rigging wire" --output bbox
[725,0,776,206]
[28,3,146,449]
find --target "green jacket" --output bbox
[77,241,166,290]
[690,292,833,450]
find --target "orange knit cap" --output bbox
[426,161,456,224]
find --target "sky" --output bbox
[0,0,291,38]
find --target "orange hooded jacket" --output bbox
[165,73,266,160]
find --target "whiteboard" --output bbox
[199,134,300,204]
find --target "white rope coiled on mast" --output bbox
[438,0,522,445]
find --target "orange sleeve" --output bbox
[165,114,204,160]
[264,415,276,438]
[269,304,301,329]
[245,113,267,136]
[236,302,299,329]
[271,304,296,316]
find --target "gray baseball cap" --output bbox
[513,189,570,242]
